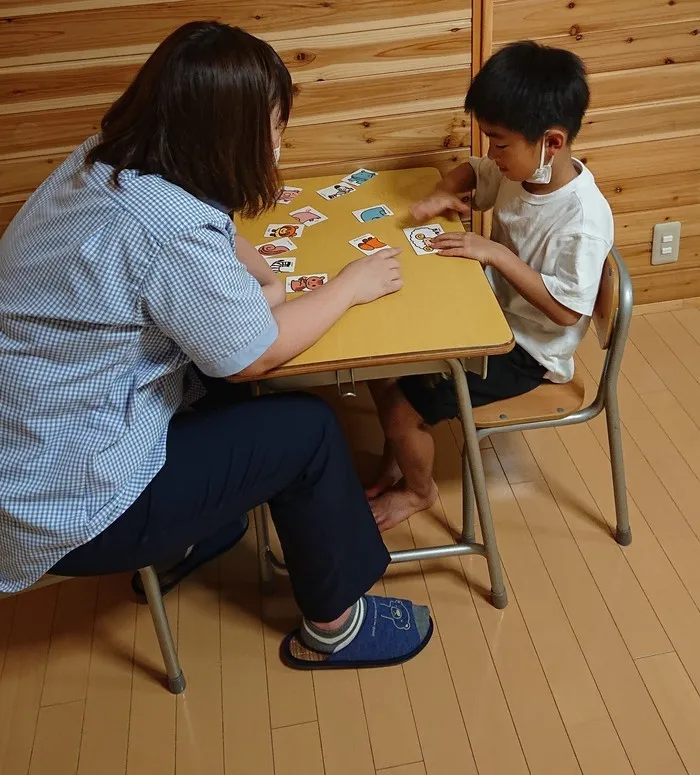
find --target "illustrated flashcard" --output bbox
[289,206,329,226]
[275,186,302,205]
[255,237,297,257]
[352,204,394,223]
[317,182,355,200]
[342,168,377,187]
[265,257,297,273]
[403,224,445,255]
[285,274,329,293]
[349,233,389,255]
[264,223,305,239]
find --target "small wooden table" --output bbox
[236,167,514,608]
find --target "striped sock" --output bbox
[300,598,367,654]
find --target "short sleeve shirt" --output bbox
[469,156,614,382]
[0,137,278,591]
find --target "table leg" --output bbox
[447,359,508,609]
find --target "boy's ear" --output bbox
[545,129,567,155]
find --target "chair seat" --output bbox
[473,372,586,429]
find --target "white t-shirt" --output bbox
[469,156,613,383]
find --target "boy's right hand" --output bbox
[410,190,470,222]
[338,248,403,305]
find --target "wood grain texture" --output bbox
[495,21,700,73]
[0,0,469,67]
[494,0,699,42]
[0,21,470,112]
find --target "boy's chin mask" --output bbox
[525,136,553,185]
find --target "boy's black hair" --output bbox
[465,41,589,143]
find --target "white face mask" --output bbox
[526,134,553,184]
[273,144,281,166]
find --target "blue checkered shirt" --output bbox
[0,137,278,591]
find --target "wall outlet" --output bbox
[651,221,681,266]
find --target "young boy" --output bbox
[368,40,613,531]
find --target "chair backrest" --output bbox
[593,253,620,350]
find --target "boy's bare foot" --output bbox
[370,480,439,532]
[365,456,401,499]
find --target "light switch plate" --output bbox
[651,221,681,265]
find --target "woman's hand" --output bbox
[410,191,470,222]
[430,232,503,267]
[337,248,403,305]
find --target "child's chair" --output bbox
[253,247,633,598]
[463,246,633,546]
[0,566,186,694]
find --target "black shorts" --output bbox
[398,344,547,426]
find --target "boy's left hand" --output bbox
[430,232,502,267]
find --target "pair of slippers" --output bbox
[132,518,433,670]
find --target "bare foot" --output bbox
[365,456,401,499]
[370,480,439,532]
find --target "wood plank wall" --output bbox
[492,0,700,304]
[0,1,472,234]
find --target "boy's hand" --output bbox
[410,191,470,222]
[430,232,503,267]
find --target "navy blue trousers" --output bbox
[52,388,390,622]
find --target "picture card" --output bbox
[264,223,305,239]
[285,274,329,293]
[275,186,302,205]
[403,224,445,255]
[349,233,389,255]
[316,182,355,201]
[352,204,394,223]
[289,206,329,226]
[265,257,297,274]
[255,237,297,257]
[342,168,377,187]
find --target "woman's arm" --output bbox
[236,249,403,378]
[235,234,285,308]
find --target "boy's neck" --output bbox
[522,147,578,195]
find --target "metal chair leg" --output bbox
[605,389,632,546]
[138,566,186,694]
[449,360,508,609]
[254,504,276,594]
[461,443,476,544]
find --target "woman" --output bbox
[0,22,433,670]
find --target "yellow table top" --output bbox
[235,167,513,376]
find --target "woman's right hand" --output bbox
[338,248,403,305]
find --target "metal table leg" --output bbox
[447,359,508,609]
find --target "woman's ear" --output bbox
[546,129,567,156]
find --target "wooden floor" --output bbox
[5,300,700,775]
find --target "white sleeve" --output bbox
[541,232,611,317]
[468,156,503,212]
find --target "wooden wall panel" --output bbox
[0,0,471,233]
[500,22,700,75]
[0,20,470,111]
[494,0,699,44]
[0,0,467,67]
[494,0,700,302]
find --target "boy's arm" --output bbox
[235,234,286,308]
[411,166,473,221]
[436,162,477,195]
[431,232,583,327]
[491,246,582,327]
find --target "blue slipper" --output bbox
[131,514,249,601]
[281,595,433,670]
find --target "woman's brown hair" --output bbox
[86,22,292,218]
